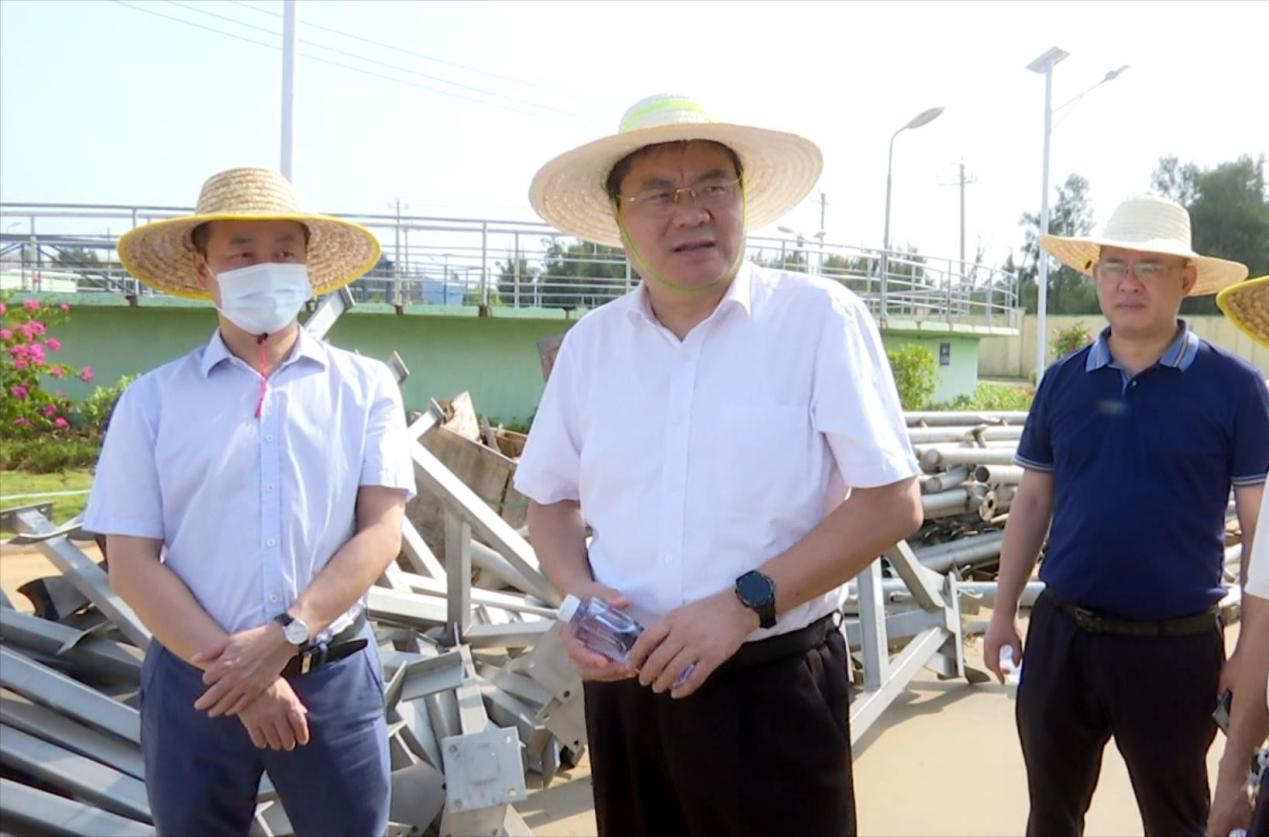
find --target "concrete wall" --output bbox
[881,332,979,403]
[37,299,985,421]
[979,314,1269,379]
[40,303,572,424]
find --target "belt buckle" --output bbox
[1070,606,1099,630]
[299,648,316,675]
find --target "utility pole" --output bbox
[280,0,297,180]
[818,192,828,233]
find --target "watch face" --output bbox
[737,572,774,606]
[284,620,309,645]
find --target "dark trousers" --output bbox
[140,629,389,836]
[1017,593,1223,837]
[583,628,856,837]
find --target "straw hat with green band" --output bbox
[118,167,381,300]
[1217,275,1269,349]
[529,93,822,248]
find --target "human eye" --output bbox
[639,189,675,207]
[1136,262,1165,278]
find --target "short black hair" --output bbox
[604,140,743,201]
[189,220,311,256]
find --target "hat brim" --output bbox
[529,122,822,247]
[1216,275,1269,349]
[118,212,382,300]
[1037,233,1247,296]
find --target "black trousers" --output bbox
[1017,593,1223,837]
[583,629,856,837]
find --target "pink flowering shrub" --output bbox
[0,294,84,438]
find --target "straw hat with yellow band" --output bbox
[118,167,381,300]
[1217,275,1269,349]
[1037,194,1247,297]
[529,94,822,248]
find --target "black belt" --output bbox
[1048,595,1220,638]
[281,612,368,678]
[717,613,835,675]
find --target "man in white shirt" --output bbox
[1211,274,1269,837]
[517,94,923,836]
[85,168,415,835]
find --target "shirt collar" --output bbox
[625,260,754,327]
[1085,319,1198,373]
[200,325,328,377]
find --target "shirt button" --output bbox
[265,484,274,493]
[266,538,277,548]
[265,434,275,442]
[269,594,279,603]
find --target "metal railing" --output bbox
[1,203,1020,329]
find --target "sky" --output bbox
[1,0,1267,269]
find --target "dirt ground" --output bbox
[0,544,1238,836]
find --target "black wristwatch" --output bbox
[734,570,777,629]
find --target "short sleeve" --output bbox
[1230,369,1269,488]
[82,382,165,539]
[1014,364,1058,472]
[1246,479,1269,600]
[359,363,416,500]
[811,293,920,488]
[513,329,583,504]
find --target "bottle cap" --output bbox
[557,594,581,623]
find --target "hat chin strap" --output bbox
[613,184,748,295]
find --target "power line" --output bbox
[162,0,599,124]
[108,1,601,130]
[226,0,609,107]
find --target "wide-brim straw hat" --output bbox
[1037,194,1247,296]
[118,167,381,300]
[1217,275,1269,349]
[529,94,823,248]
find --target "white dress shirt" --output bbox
[84,327,416,639]
[514,262,919,639]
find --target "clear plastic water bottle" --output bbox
[557,594,644,665]
[999,646,1022,686]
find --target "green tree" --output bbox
[1152,154,1269,314]
[821,253,872,293]
[496,256,538,307]
[51,246,101,268]
[538,238,628,310]
[886,343,937,410]
[1016,173,1098,315]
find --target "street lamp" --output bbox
[882,106,944,317]
[1028,49,1126,382]
[777,226,826,273]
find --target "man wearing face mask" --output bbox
[517,94,923,835]
[84,167,414,835]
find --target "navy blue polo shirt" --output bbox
[1015,321,1269,620]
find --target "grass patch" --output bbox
[933,381,1035,412]
[0,468,93,533]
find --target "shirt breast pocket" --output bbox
[718,405,818,516]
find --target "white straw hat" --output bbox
[529,94,823,247]
[1037,194,1247,296]
[1217,275,1269,349]
[118,167,381,300]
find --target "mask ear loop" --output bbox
[612,179,748,294]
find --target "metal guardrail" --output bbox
[1,203,1020,329]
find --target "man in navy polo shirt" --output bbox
[984,195,1268,836]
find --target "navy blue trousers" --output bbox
[139,629,389,836]
[1017,593,1223,837]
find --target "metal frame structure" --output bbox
[0,203,1021,330]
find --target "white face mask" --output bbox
[213,262,312,336]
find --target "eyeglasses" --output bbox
[1096,259,1189,281]
[619,177,741,217]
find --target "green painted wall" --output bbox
[30,297,981,421]
[881,332,979,403]
[36,301,571,423]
